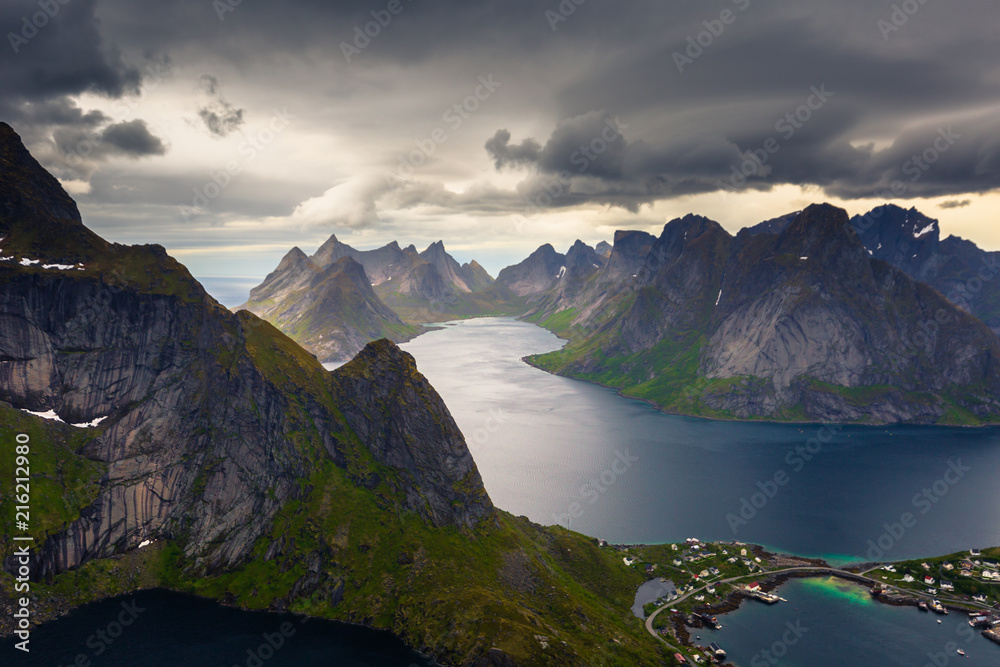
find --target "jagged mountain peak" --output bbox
[0,122,82,228]
[282,245,312,265]
[662,213,729,241]
[774,203,862,258]
[323,254,368,282]
[853,203,941,244]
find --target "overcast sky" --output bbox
[3,0,1000,295]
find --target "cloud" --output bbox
[939,199,972,209]
[100,120,167,157]
[197,74,246,137]
[485,130,541,170]
[5,0,1000,272]
[289,176,389,230]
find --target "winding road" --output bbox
[642,565,995,658]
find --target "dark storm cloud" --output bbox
[0,0,140,107]
[99,119,167,156]
[485,130,541,170]
[5,0,1000,224]
[197,75,245,137]
[0,0,169,181]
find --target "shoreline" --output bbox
[521,353,1000,429]
[636,542,1000,664]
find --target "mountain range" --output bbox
[520,205,1000,425]
[242,235,523,361]
[247,198,1000,425]
[0,122,666,666]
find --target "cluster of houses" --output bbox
[918,551,1000,583]
[887,550,1000,602]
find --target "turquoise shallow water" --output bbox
[11,316,999,666]
[709,577,1000,666]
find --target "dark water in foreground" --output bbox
[710,577,1000,667]
[2,590,437,666]
[9,317,1000,666]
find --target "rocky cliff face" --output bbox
[495,243,567,297]
[331,340,493,529]
[849,204,1000,334]
[0,123,493,580]
[0,123,671,667]
[529,204,1000,424]
[254,234,515,325]
[241,252,423,362]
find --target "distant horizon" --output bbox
[184,198,971,288]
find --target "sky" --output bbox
[3,0,1000,295]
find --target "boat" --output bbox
[918,601,928,611]
[957,649,965,656]
[938,620,942,624]
[695,612,720,628]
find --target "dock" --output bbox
[746,590,781,604]
[984,629,1000,647]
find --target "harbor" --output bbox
[631,540,1000,665]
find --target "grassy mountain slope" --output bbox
[0,121,669,666]
[527,205,1000,425]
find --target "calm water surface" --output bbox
[401,317,1000,666]
[401,318,1000,563]
[2,590,437,666]
[15,317,999,666]
[710,577,1000,666]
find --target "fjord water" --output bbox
[714,577,999,666]
[2,589,437,667]
[401,318,1000,563]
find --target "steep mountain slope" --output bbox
[529,204,1000,425]
[850,204,1000,334]
[254,235,522,325]
[495,240,607,301]
[241,250,423,362]
[495,243,565,297]
[0,123,668,666]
